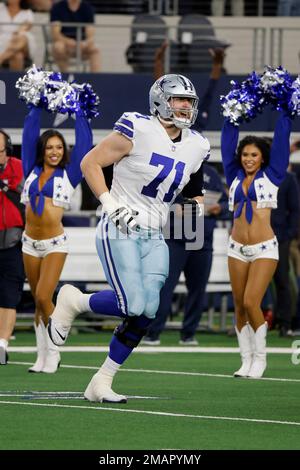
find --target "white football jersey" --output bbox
[111,112,210,230]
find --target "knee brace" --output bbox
[114,315,152,349]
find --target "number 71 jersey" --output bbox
[111,112,210,230]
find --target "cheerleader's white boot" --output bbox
[234,323,254,377]
[247,322,268,379]
[28,322,47,373]
[42,330,61,373]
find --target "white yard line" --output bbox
[9,361,300,383]
[7,346,297,353]
[0,400,299,427]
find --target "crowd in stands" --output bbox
[0,0,101,72]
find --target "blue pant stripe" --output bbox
[100,216,128,315]
[99,214,114,287]
[104,219,128,315]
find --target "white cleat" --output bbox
[84,372,127,404]
[48,318,70,346]
[48,284,84,346]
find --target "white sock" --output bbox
[78,293,92,312]
[99,356,121,378]
[0,338,8,349]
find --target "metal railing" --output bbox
[1,19,298,74]
[91,0,274,16]
[39,21,268,73]
[270,26,300,68]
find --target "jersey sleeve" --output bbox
[192,132,210,174]
[183,165,204,198]
[113,112,135,141]
[21,107,42,178]
[190,129,210,173]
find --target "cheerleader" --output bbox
[21,105,92,373]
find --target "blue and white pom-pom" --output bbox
[291,77,300,116]
[15,65,54,107]
[16,65,100,119]
[220,71,265,125]
[260,66,294,113]
[221,65,300,125]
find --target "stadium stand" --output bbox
[171,14,231,73]
[88,0,279,16]
[90,0,147,15]
[126,14,167,72]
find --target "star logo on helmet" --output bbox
[159,77,173,88]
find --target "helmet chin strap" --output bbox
[158,115,175,127]
[158,114,192,129]
[172,117,191,129]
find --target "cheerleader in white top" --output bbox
[21,105,92,374]
[222,111,292,379]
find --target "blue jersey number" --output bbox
[141,153,185,202]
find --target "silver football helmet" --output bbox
[149,74,199,129]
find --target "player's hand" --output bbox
[100,192,140,234]
[182,198,203,217]
[109,207,140,234]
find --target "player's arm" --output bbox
[81,131,132,198]
[182,161,205,215]
[81,131,139,233]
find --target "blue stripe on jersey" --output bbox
[119,117,134,129]
[114,124,134,139]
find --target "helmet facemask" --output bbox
[166,96,198,129]
[149,74,199,129]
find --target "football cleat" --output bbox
[48,318,71,347]
[84,372,127,404]
[48,284,83,346]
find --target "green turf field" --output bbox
[0,330,299,450]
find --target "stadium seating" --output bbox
[126,14,167,72]
[171,14,231,73]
